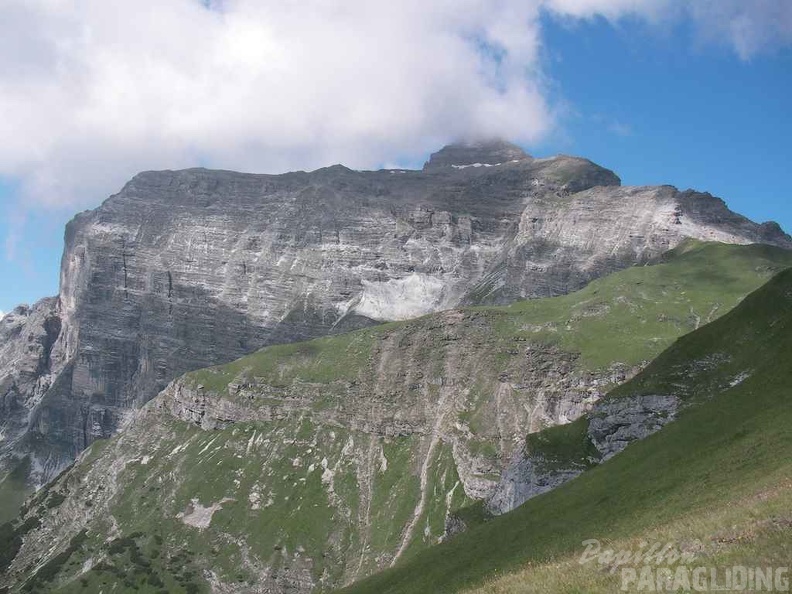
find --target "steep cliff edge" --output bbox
[0,299,69,509]
[3,243,791,594]
[1,142,789,493]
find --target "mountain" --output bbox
[339,266,792,594]
[1,142,790,501]
[2,241,790,593]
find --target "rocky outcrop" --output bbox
[2,142,790,486]
[422,139,533,170]
[486,394,679,515]
[587,394,679,460]
[485,449,586,515]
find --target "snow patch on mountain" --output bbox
[353,273,447,320]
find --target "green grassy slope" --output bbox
[0,457,31,524]
[485,240,792,369]
[2,242,791,594]
[338,268,792,594]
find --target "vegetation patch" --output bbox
[21,530,87,592]
[525,417,600,473]
[0,458,32,524]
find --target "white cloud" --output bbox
[0,0,553,210]
[0,0,790,216]
[684,0,792,60]
[545,0,671,20]
[545,0,792,59]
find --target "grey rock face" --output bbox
[0,300,70,484]
[587,394,679,460]
[487,394,679,515]
[1,144,789,484]
[485,449,586,515]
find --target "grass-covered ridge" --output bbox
[487,240,792,368]
[187,241,792,397]
[338,269,792,594]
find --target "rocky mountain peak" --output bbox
[423,139,530,170]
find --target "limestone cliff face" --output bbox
[1,141,789,485]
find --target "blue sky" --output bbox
[0,181,73,313]
[534,15,792,231]
[1,3,791,313]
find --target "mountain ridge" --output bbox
[0,143,789,505]
[2,241,791,593]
